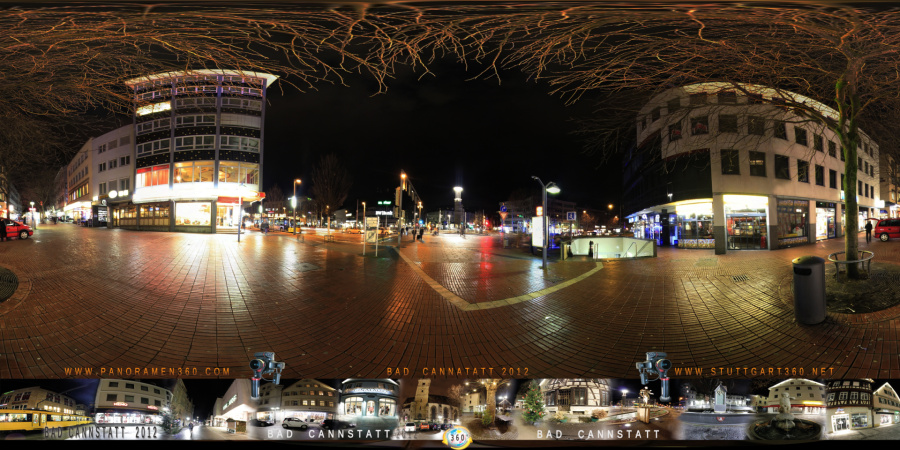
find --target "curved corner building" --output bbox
[124,70,277,233]
[624,82,883,253]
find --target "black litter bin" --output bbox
[792,256,826,324]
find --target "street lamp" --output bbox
[30,201,36,229]
[398,172,407,244]
[531,176,560,269]
[621,389,629,408]
[293,179,302,237]
[454,186,463,234]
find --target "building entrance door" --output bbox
[217,204,238,228]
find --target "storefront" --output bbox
[630,213,662,244]
[776,198,810,248]
[876,410,899,426]
[816,202,837,241]
[95,408,162,425]
[340,379,399,418]
[725,195,768,250]
[831,410,850,433]
[674,201,715,249]
[63,201,92,223]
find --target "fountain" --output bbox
[747,395,822,440]
[678,383,756,440]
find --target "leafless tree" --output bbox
[310,154,352,233]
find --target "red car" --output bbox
[874,218,900,242]
[2,219,33,240]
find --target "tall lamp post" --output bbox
[531,176,560,269]
[453,186,463,234]
[293,179,302,236]
[398,172,406,244]
[30,201,36,229]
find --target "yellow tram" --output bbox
[0,409,93,432]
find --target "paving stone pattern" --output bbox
[1,225,899,379]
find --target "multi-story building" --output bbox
[0,386,80,414]
[339,379,399,418]
[169,379,194,426]
[625,82,881,253]
[123,69,277,233]
[462,390,486,413]
[280,379,338,423]
[401,395,459,423]
[826,379,874,433]
[94,379,172,424]
[212,379,255,428]
[255,381,284,424]
[766,379,826,415]
[65,139,93,223]
[503,195,579,235]
[872,382,900,427]
[88,125,135,228]
[540,379,612,418]
[749,395,768,413]
[880,153,900,218]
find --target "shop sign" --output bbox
[147,405,158,410]
[345,388,393,396]
[113,402,128,407]
[224,395,237,409]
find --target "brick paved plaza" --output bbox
[1,224,898,379]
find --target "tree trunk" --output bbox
[836,78,862,278]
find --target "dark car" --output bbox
[441,423,452,430]
[321,419,355,430]
[250,419,273,427]
[2,219,33,240]
[875,218,900,242]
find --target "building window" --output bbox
[99,183,107,195]
[721,150,740,175]
[651,107,660,122]
[109,159,118,169]
[689,93,707,105]
[219,136,260,152]
[141,386,149,392]
[175,202,211,226]
[794,127,808,146]
[136,164,170,189]
[798,160,809,183]
[814,134,823,152]
[775,155,791,180]
[815,165,825,186]
[174,97,217,108]
[175,114,216,127]
[120,156,131,166]
[106,394,117,402]
[175,135,216,151]
[829,141,837,158]
[717,91,737,104]
[136,138,171,156]
[141,398,149,404]
[668,123,682,141]
[98,163,106,172]
[125,395,134,402]
[859,180,863,194]
[109,382,119,388]
[749,151,766,177]
[221,97,263,110]
[747,93,763,104]
[718,114,738,133]
[126,384,135,389]
[666,98,681,113]
[774,121,787,140]
[747,116,765,135]
[98,144,107,154]
[691,116,709,135]
[829,169,837,189]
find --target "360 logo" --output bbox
[442,426,473,450]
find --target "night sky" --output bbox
[262,59,620,214]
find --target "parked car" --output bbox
[282,418,308,429]
[875,218,900,241]
[378,227,391,235]
[2,219,33,240]
[321,419,355,430]
[404,422,416,432]
[418,423,430,431]
[250,419,273,427]
[441,423,452,430]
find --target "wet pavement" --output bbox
[1,224,899,379]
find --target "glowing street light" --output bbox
[531,176,560,269]
[398,172,407,244]
[293,179,302,237]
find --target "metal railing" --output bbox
[826,250,874,279]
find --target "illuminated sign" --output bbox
[345,388,393,396]
[536,206,543,216]
[113,402,128,407]
[108,190,118,199]
[147,405,158,410]
[801,401,823,405]
[375,211,392,216]
[224,395,237,409]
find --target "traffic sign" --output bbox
[500,205,507,213]
[567,211,576,221]
[499,212,508,221]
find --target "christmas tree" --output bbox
[522,380,546,425]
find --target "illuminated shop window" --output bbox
[175,202,211,227]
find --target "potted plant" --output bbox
[552,411,568,423]
[591,409,607,422]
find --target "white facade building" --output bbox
[872,382,900,427]
[540,379,612,417]
[626,82,881,253]
[94,379,172,424]
[767,378,826,415]
[90,125,135,227]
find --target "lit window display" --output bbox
[675,201,715,249]
[218,162,259,187]
[725,195,768,250]
[777,198,809,248]
[816,202,837,240]
[379,398,396,417]
[851,413,868,429]
[176,202,212,226]
[344,397,363,416]
[136,164,170,188]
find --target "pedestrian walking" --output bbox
[0,219,7,242]
[418,227,424,242]
[189,422,194,433]
[865,220,873,243]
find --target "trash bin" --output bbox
[792,256,826,324]
[561,243,569,260]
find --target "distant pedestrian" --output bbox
[865,220,873,243]
[189,422,194,433]
[0,219,7,242]
[418,227,424,242]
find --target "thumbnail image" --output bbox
[677,379,763,440]
[826,379,900,440]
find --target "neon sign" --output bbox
[113,402,128,407]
